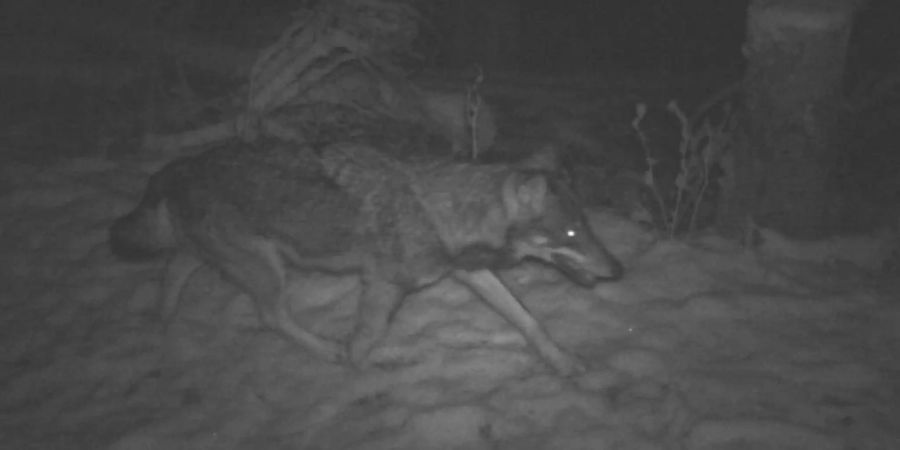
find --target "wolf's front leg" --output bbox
[453,269,585,376]
[348,276,404,367]
[160,252,204,323]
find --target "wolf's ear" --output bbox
[502,172,547,220]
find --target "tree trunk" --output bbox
[719,0,858,238]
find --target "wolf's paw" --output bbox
[347,331,383,369]
[325,346,350,365]
[311,340,349,365]
[348,340,374,368]
[547,351,587,377]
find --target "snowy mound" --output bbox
[1,156,898,450]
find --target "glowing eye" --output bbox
[566,229,577,238]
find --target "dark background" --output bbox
[429,0,897,75]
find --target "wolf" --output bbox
[109,141,622,375]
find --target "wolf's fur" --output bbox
[110,141,621,375]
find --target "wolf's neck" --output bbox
[410,164,515,257]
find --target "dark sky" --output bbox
[511,0,897,72]
[518,0,749,71]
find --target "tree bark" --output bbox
[720,0,858,238]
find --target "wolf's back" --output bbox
[110,143,357,262]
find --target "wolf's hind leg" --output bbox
[348,272,404,366]
[161,252,204,323]
[195,232,346,363]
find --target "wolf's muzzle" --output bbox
[550,246,623,286]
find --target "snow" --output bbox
[1,156,899,450]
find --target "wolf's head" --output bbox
[502,171,623,286]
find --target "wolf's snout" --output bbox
[551,246,623,285]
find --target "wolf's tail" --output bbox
[109,176,177,261]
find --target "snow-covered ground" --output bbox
[1,155,899,450]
